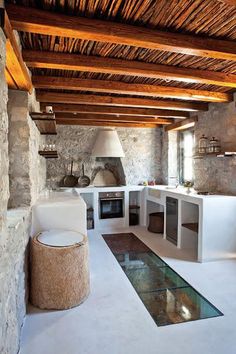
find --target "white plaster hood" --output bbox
[92,128,125,158]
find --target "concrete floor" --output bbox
[20,227,236,354]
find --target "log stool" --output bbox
[148,212,164,233]
[30,229,90,310]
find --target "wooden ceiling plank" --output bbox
[56,120,159,128]
[6,3,236,61]
[37,92,208,111]
[5,67,18,89]
[40,103,189,118]
[0,8,33,92]
[33,76,232,102]
[165,117,198,131]
[24,50,236,88]
[55,112,172,124]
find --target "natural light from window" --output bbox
[181,131,194,182]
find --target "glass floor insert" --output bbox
[102,233,223,326]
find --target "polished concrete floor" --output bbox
[20,227,236,354]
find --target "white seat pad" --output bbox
[37,229,84,247]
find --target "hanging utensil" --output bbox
[78,163,90,187]
[63,160,78,187]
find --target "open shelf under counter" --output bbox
[182,223,198,233]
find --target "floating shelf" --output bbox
[30,112,57,135]
[39,150,58,159]
[194,152,236,159]
[182,223,198,233]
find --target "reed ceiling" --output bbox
[3,0,236,127]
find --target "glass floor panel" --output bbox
[125,266,188,293]
[115,251,167,271]
[139,287,222,326]
[103,233,223,326]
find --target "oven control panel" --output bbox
[99,191,124,199]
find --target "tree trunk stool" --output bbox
[148,212,164,233]
[30,229,90,310]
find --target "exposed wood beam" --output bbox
[41,103,189,118]
[33,76,232,103]
[56,120,158,128]
[24,50,236,89]
[218,0,236,6]
[6,4,236,62]
[165,117,197,131]
[5,67,17,89]
[37,92,208,112]
[0,7,32,92]
[55,112,172,124]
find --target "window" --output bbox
[179,130,194,183]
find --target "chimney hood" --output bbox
[92,128,125,158]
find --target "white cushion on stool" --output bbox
[37,229,84,247]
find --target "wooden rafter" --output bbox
[41,103,189,118]
[218,0,236,6]
[0,7,32,92]
[24,50,236,89]
[56,120,158,128]
[165,117,198,131]
[37,92,208,112]
[6,4,236,62]
[55,112,172,124]
[33,76,232,102]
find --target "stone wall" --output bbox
[1,208,30,354]
[193,94,236,193]
[46,125,162,186]
[0,29,46,354]
[0,30,9,234]
[8,90,46,208]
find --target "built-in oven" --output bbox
[99,191,124,219]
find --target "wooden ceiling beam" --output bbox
[6,4,236,62]
[33,76,232,102]
[165,117,197,131]
[56,120,158,128]
[218,0,236,6]
[55,112,172,124]
[24,50,236,88]
[37,92,208,112]
[41,103,189,118]
[0,7,32,92]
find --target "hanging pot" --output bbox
[78,164,90,188]
[63,160,78,187]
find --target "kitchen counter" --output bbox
[37,185,236,262]
[146,186,236,262]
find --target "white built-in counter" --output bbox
[40,185,236,262]
[146,186,236,262]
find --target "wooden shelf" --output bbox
[129,205,140,210]
[194,152,236,159]
[30,112,57,135]
[39,150,58,159]
[182,223,198,233]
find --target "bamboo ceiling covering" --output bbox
[4,0,236,127]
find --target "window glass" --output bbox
[179,130,194,183]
